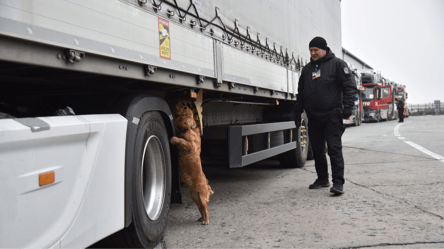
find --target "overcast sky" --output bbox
[341,0,444,105]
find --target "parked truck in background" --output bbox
[361,72,398,122]
[0,0,343,248]
[343,63,363,126]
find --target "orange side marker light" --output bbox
[39,171,55,186]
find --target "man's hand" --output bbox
[341,107,352,119]
[294,113,302,128]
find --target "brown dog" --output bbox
[170,99,213,225]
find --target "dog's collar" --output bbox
[178,125,196,132]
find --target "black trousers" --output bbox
[398,109,404,122]
[308,115,345,184]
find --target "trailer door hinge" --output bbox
[144,65,157,76]
[196,75,205,84]
[213,78,222,88]
[138,0,147,6]
[229,82,236,90]
[64,49,85,64]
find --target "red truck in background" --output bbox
[396,85,409,118]
[361,72,398,122]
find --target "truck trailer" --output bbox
[0,0,342,248]
[342,63,363,126]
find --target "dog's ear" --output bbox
[175,117,190,130]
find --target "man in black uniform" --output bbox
[397,98,405,122]
[294,37,357,195]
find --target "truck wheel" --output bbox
[108,111,172,248]
[277,113,308,168]
[132,111,171,247]
[353,111,359,126]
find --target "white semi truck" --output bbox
[0,0,342,248]
[343,63,363,126]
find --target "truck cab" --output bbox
[361,72,397,122]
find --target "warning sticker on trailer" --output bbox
[158,18,171,60]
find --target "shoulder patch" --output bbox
[343,67,350,75]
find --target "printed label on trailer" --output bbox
[158,18,171,60]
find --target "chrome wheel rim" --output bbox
[300,119,308,153]
[141,135,166,220]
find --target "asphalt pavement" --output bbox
[160,115,444,248]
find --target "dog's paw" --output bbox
[170,137,180,144]
[198,217,209,225]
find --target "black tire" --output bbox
[277,112,309,168]
[390,105,396,120]
[353,110,359,126]
[107,111,172,248]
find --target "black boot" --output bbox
[330,182,344,195]
[309,179,330,189]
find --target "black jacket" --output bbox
[294,48,357,121]
[397,99,405,110]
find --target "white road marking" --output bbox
[404,141,444,162]
[394,122,405,137]
[395,122,444,163]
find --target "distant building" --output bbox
[434,100,441,115]
[342,48,373,71]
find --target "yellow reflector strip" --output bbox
[291,130,293,140]
[246,138,249,152]
[39,171,55,186]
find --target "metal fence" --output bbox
[408,102,442,115]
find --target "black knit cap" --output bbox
[309,36,327,50]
